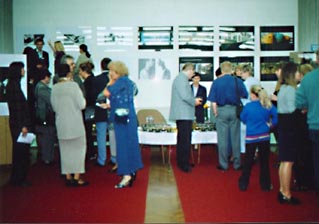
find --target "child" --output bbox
[238,85,278,191]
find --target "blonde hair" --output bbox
[220,61,232,74]
[54,41,65,52]
[108,61,129,77]
[299,63,313,76]
[251,85,272,109]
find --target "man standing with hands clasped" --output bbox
[169,63,202,173]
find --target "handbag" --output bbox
[114,108,129,124]
[234,77,243,119]
[84,106,95,122]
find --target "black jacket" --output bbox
[93,71,110,122]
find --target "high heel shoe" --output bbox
[131,172,137,181]
[277,192,301,205]
[115,176,133,189]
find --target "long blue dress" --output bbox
[108,76,143,175]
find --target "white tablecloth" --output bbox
[138,130,217,145]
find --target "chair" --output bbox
[136,109,166,126]
[137,109,167,164]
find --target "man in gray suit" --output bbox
[169,63,202,172]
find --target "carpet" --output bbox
[0,148,151,223]
[172,145,319,223]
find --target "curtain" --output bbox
[0,0,13,53]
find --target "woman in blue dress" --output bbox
[104,61,143,189]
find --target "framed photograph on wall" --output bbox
[96,26,133,52]
[219,56,254,73]
[260,56,290,81]
[219,26,255,51]
[260,26,294,51]
[179,57,214,81]
[138,26,173,51]
[24,34,45,47]
[178,26,214,51]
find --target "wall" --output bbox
[12,0,299,118]
[298,0,319,51]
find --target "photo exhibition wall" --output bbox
[12,0,298,118]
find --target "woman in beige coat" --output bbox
[51,64,88,187]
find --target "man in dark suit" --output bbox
[32,38,50,85]
[191,72,207,123]
[93,57,112,166]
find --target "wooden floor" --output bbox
[144,146,184,223]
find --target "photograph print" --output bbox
[24,34,45,46]
[178,26,214,51]
[179,57,214,81]
[260,26,294,51]
[219,26,255,51]
[260,56,290,81]
[138,26,173,51]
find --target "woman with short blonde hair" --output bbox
[104,61,143,189]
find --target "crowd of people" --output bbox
[5,38,319,205]
[7,39,143,189]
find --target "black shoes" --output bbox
[234,165,243,171]
[11,181,32,187]
[261,184,273,192]
[179,165,192,173]
[131,172,137,181]
[65,178,89,187]
[216,165,227,171]
[277,192,301,205]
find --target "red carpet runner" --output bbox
[1,149,150,223]
[172,145,319,223]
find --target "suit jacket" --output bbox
[93,71,109,122]
[51,81,86,140]
[169,72,195,121]
[191,84,207,123]
[33,48,49,69]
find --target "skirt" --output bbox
[278,113,298,162]
[59,136,86,174]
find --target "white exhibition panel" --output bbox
[12,0,298,120]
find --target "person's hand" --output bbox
[195,98,202,106]
[21,127,28,137]
[107,79,115,86]
[270,94,277,101]
[301,109,307,114]
[98,103,110,109]
[103,88,110,97]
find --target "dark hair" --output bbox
[79,61,94,74]
[101,57,112,71]
[8,62,24,80]
[38,69,51,80]
[281,62,298,87]
[192,72,201,79]
[215,67,222,77]
[57,64,70,78]
[79,44,91,58]
[34,38,44,45]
